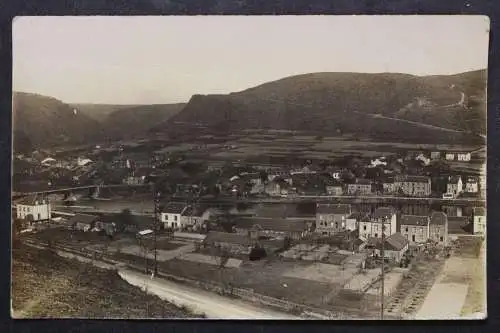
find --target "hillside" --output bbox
[101,103,185,140]
[70,103,138,122]
[161,70,486,143]
[13,92,105,150]
[12,244,197,318]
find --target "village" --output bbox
[12,135,486,319]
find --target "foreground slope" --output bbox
[11,244,197,318]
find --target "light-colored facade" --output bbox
[400,215,430,244]
[347,180,372,195]
[465,177,479,193]
[161,203,188,229]
[359,207,397,239]
[394,176,432,197]
[473,207,486,235]
[316,204,351,236]
[445,153,455,161]
[16,198,51,222]
[325,185,343,196]
[446,176,463,197]
[456,153,472,162]
[429,211,448,245]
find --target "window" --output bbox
[405,227,408,232]
[412,235,416,242]
[37,213,41,220]
[363,225,367,231]
[174,215,178,221]
[165,215,169,221]
[440,236,443,242]
[375,233,378,238]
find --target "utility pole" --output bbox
[380,222,386,320]
[153,190,161,276]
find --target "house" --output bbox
[382,177,396,194]
[359,207,397,239]
[430,152,441,160]
[345,212,369,232]
[267,170,292,183]
[394,175,432,197]
[429,211,448,245]
[316,204,352,236]
[400,215,430,244]
[16,196,51,222]
[373,232,409,263]
[264,178,290,197]
[456,152,472,162]
[446,176,463,197]
[465,176,479,193]
[68,214,98,232]
[445,153,455,161]
[180,205,212,230]
[161,202,189,229]
[415,153,431,166]
[240,172,263,186]
[473,207,486,235]
[325,179,343,196]
[346,179,372,195]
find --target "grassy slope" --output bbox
[11,244,197,319]
[164,70,486,143]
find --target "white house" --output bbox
[359,207,397,239]
[180,205,213,231]
[161,202,189,229]
[473,207,486,235]
[465,176,479,193]
[445,153,455,161]
[456,152,472,162]
[16,196,51,222]
[447,176,463,197]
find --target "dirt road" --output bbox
[119,269,299,319]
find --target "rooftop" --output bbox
[401,215,430,227]
[430,211,448,225]
[473,207,486,216]
[448,176,462,184]
[381,232,409,251]
[162,202,188,214]
[396,175,430,183]
[372,207,395,220]
[16,195,49,206]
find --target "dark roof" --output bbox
[401,215,430,227]
[447,216,471,234]
[204,231,250,246]
[317,204,351,215]
[347,212,370,220]
[466,176,479,183]
[448,176,462,184]
[235,217,309,233]
[68,213,98,225]
[16,195,47,206]
[382,232,409,251]
[473,207,486,216]
[430,211,448,225]
[162,202,187,214]
[97,215,117,223]
[373,207,395,220]
[396,175,430,183]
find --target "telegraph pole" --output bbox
[153,190,161,276]
[380,222,386,320]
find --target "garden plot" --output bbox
[283,262,357,285]
[343,269,380,293]
[366,271,404,297]
[178,253,242,268]
[108,243,195,262]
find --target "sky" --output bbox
[13,15,490,105]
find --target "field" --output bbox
[166,131,484,166]
[11,244,197,318]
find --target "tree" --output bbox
[117,208,135,232]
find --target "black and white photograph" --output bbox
[11,15,488,320]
